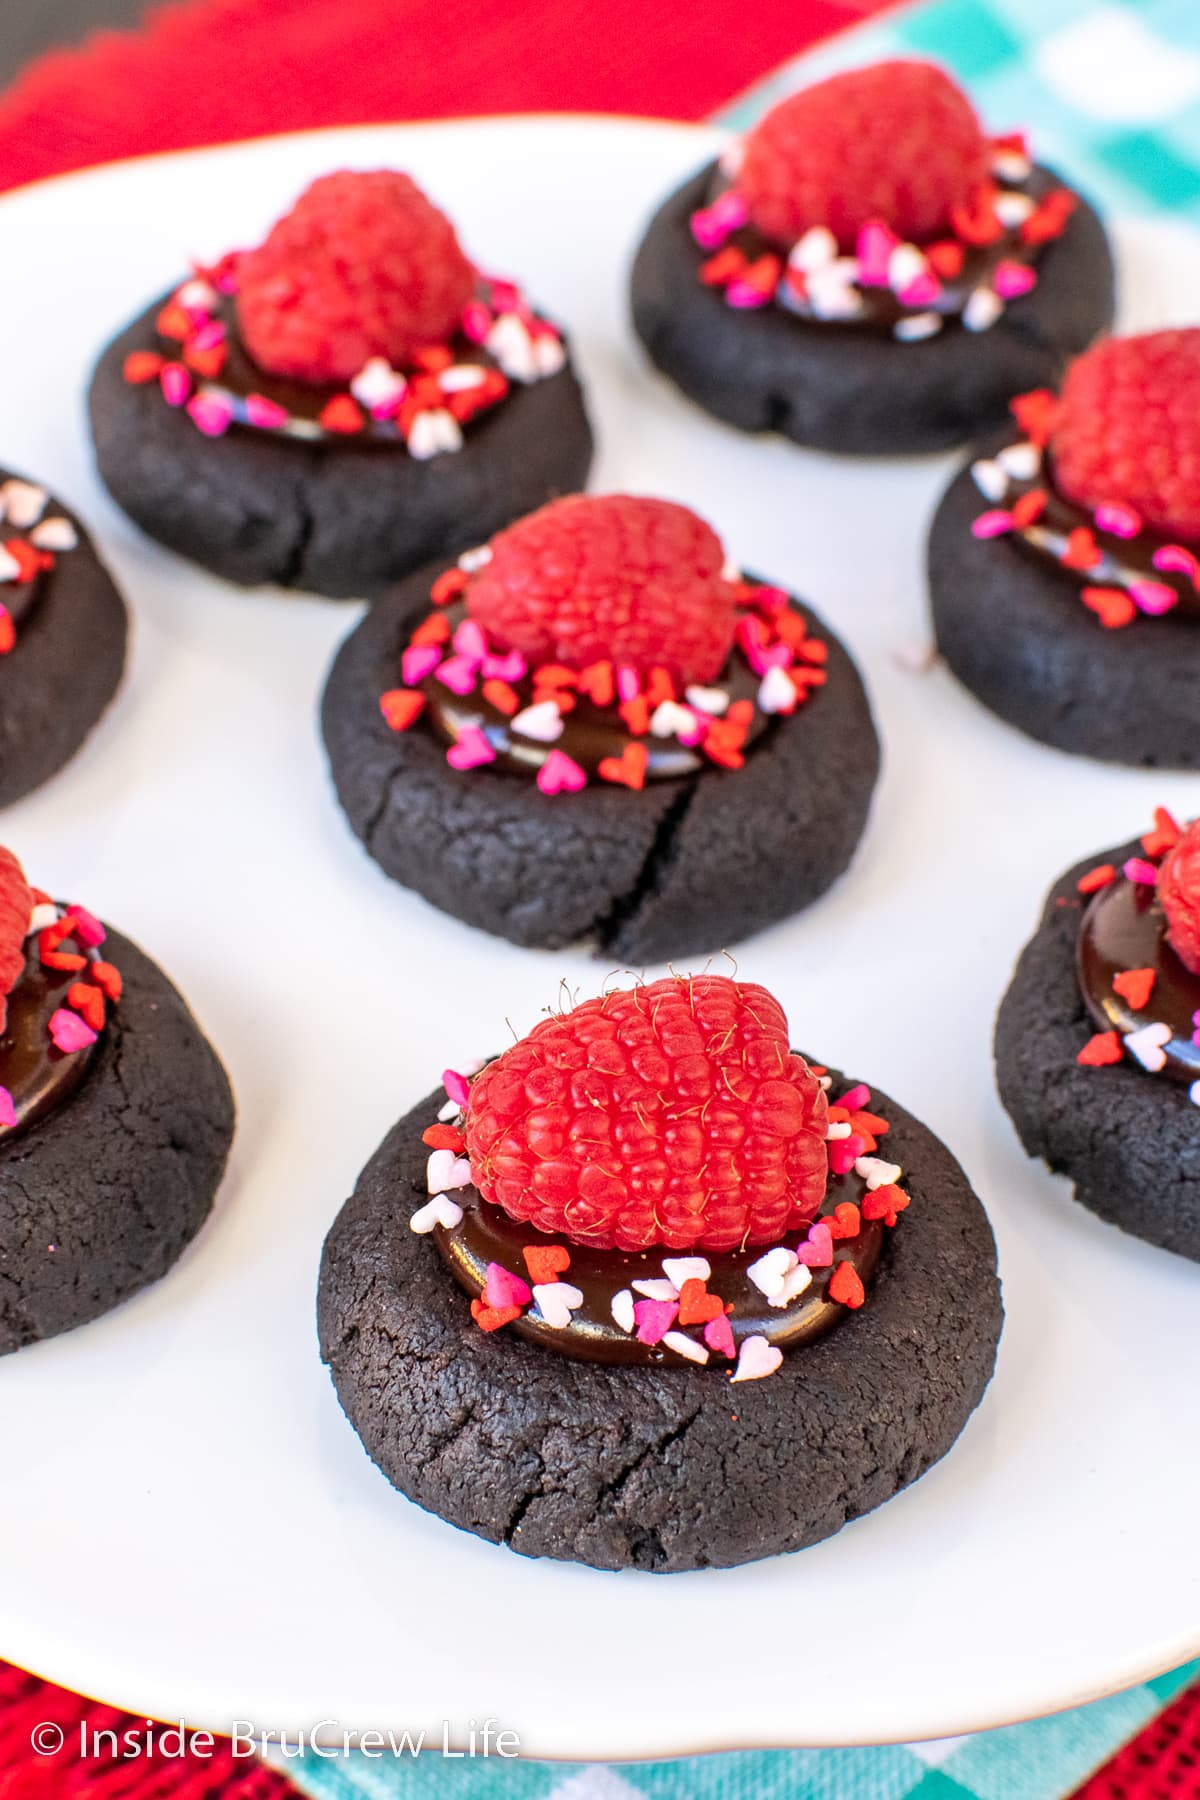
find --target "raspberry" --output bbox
[466,495,737,685]
[1051,331,1200,543]
[464,975,829,1253]
[235,171,476,384]
[738,60,989,252]
[0,845,32,1035]
[1159,819,1200,975]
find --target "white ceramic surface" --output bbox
[0,117,1196,1759]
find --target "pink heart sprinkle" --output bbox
[704,1313,735,1358]
[725,281,773,310]
[796,1222,834,1268]
[1124,857,1159,886]
[187,393,234,437]
[0,1085,15,1128]
[675,711,708,747]
[446,727,496,771]
[48,1008,97,1055]
[401,645,442,686]
[993,260,1037,299]
[1153,544,1198,579]
[537,750,587,795]
[615,665,642,703]
[159,363,191,407]
[190,320,226,351]
[856,221,899,286]
[1129,579,1178,616]
[1094,502,1142,539]
[488,280,522,313]
[839,1083,870,1112]
[633,1298,679,1344]
[453,619,489,663]
[482,650,527,682]
[244,393,290,430]
[435,655,479,696]
[64,905,105,948]
[484,1261,532,1310]
[898,272,942,308]
[442,1068,470,1106]
[460,301,493,345]
[745,639,792,676]
[972,509,1014,539]
[828,1133,865,1176]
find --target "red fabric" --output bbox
[1075,1680,1200,1798]
[0,0,891,196]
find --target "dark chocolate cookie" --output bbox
[929,434,1200,766]
[630,163,1114,456]
[996,839,1200,1260]
[318,1070,1001,1572]
[320,563,879,961]
[87,296,594,598]
[0,926,235,1351]
[0,476,127,808]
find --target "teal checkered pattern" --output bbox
[283,5,1200,1795]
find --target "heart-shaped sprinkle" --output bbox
[1077,1030,1123,1068]
[662,1330,709,1365]
[796,1222,833,1267]
[446,727,496,771]
[677,1278,724,1326]
[536,750,587,796]
[1123,1021,1171,1072]
[1113,967,1156,1011]
[48,1008,97,1054]
[484,1262,532,1310]
[769,1263,813,1309]
[829,1261,866,1308]
[862,1184,909,1226]
[1124,857,1159,886]
[1,481,47,527]
[319,395,365,435]
[442,1068,471,1107]
[67,982,105,1032]
[789,225,837,272]
[452,618,489,663]
[532,1281,584,1328]
[898,272,942,309]
[481,678,519,715]
[1190,1081,1200,1107]
[576,660,616,707]
[1153,544,1198,578]
[886,243,928,293]
[187,392,234,437]
[510,700,564,743]
[482,649,527,683]
[684,684,730,716]
[757,664,797,715]
[0,1085,14,1128]
[828,1134,864,1176]
[64,906,104,948]
[598,742,648,790]
[828,1201,861,1240]
[1129,579,1177,617]
[435,654,479,696]
[855,1156,902,1190]
[662,1256,711,1289]
[1094,502,1141,539]
[160,363,191,406]
[409,1194,464,1234]
[971,459,1007,502]
[649,700,696,739]
[856,220,900,286]
[747,1246,797,1299]
[523,1243,570,1285]
[244,393,290,429]
[972,509,1014,540]
[470,1298,520,1333]
[1062,528,1102,571]
[631,1278,679,1302]
[30,517,77,552]
[380,689,425,732]
[426,1148,472,1192]
[611,1289,635,1333]
[704,1313,736,1358]
[633,1297,678,1344]
[963,287,1003,332]
[90,960,122,1003]
[993,259,1037,299]
[731,1334,783,1382]
[997,442,1041,482]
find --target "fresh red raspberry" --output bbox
[1051,331,1200,543]
[466,495,737,685]
[235,170,476,384]
[1159,819,1200,975]
[0,845,32,1035]
[738,60,990,252]
[464,975,829,1253]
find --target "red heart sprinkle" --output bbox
[482,679,519,716]
[1077,1030,1123,1067]
[1063,529,1102,571]
[618,696,651,736]
[1113,967,1156,1011]
[91,960,122,1003]
[380,690,425,732]
[577,661,616,707]
[828,1201,861,1241]
[862,1184,909,1227]
[0,846,32,1035]
[319,395,365,435]
[1077,864,1116,895]
[829,1261,865,1309]
[677,1277,724,1326]
[410,613,452,647]
[522,1244,571,1285]
[422,1124,465,1151]
[1081,585,1136,630]
[598,741,649,791]
[66,982,106,1032]
[431,568,468,606]
[470,1299,521,1333]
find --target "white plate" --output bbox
[0,116,1197,1760]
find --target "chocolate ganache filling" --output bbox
[1077,874,1200,1081]
[0,926,102,1141]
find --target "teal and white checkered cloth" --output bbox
[287,5,1200,1794]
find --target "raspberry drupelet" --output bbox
[1159,819,1200,975]
[0,846,32,1032]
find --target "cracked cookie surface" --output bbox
[317,1071,1001,1571]
[0,927,235,1351]
[320,560,879,960]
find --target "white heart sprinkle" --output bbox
[426,1148,472,1193]
[27,901,57,934]
[731,1334,783,1383]
[963,287,1003,333]
[458,544,492,572]
[971,458,1008,502]
[788,225,837,272]
[992,149,1032,183]
[1123,1021,1172,1072]
[408,408,462,460]
[826,1122,852,1140]
[994,191,1035,227]
[662,1256,710,1289]
[747,1246,797,1300]
[720,556,742,583]
[177,277,217,311]
[30,517,77,551]
[510,699,564,743]
[649,700,696,739]
[757,665,796,715]
[438,364,488,394]
[631,1278,679,1301]
[487,313,538,383]
[893,311,943,341]
[1,480,47,527]
[684,685,730,716]
[611,1289,635,1333]
[0,546,21,583]
[718,139,745,180]
[533,335,566,378]
[532,1281,584,1328]
[855,1156,902,1190]
[350,356,406,410]
[662,1330,709,1365]
[998,441,1042,481]
[769,1264,813,1309]
[437,1098,461,1122]
[806,262,863,320]
[887,243,928,293]
[1190,1081,1200,1107]
[409,1194,464,1234]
